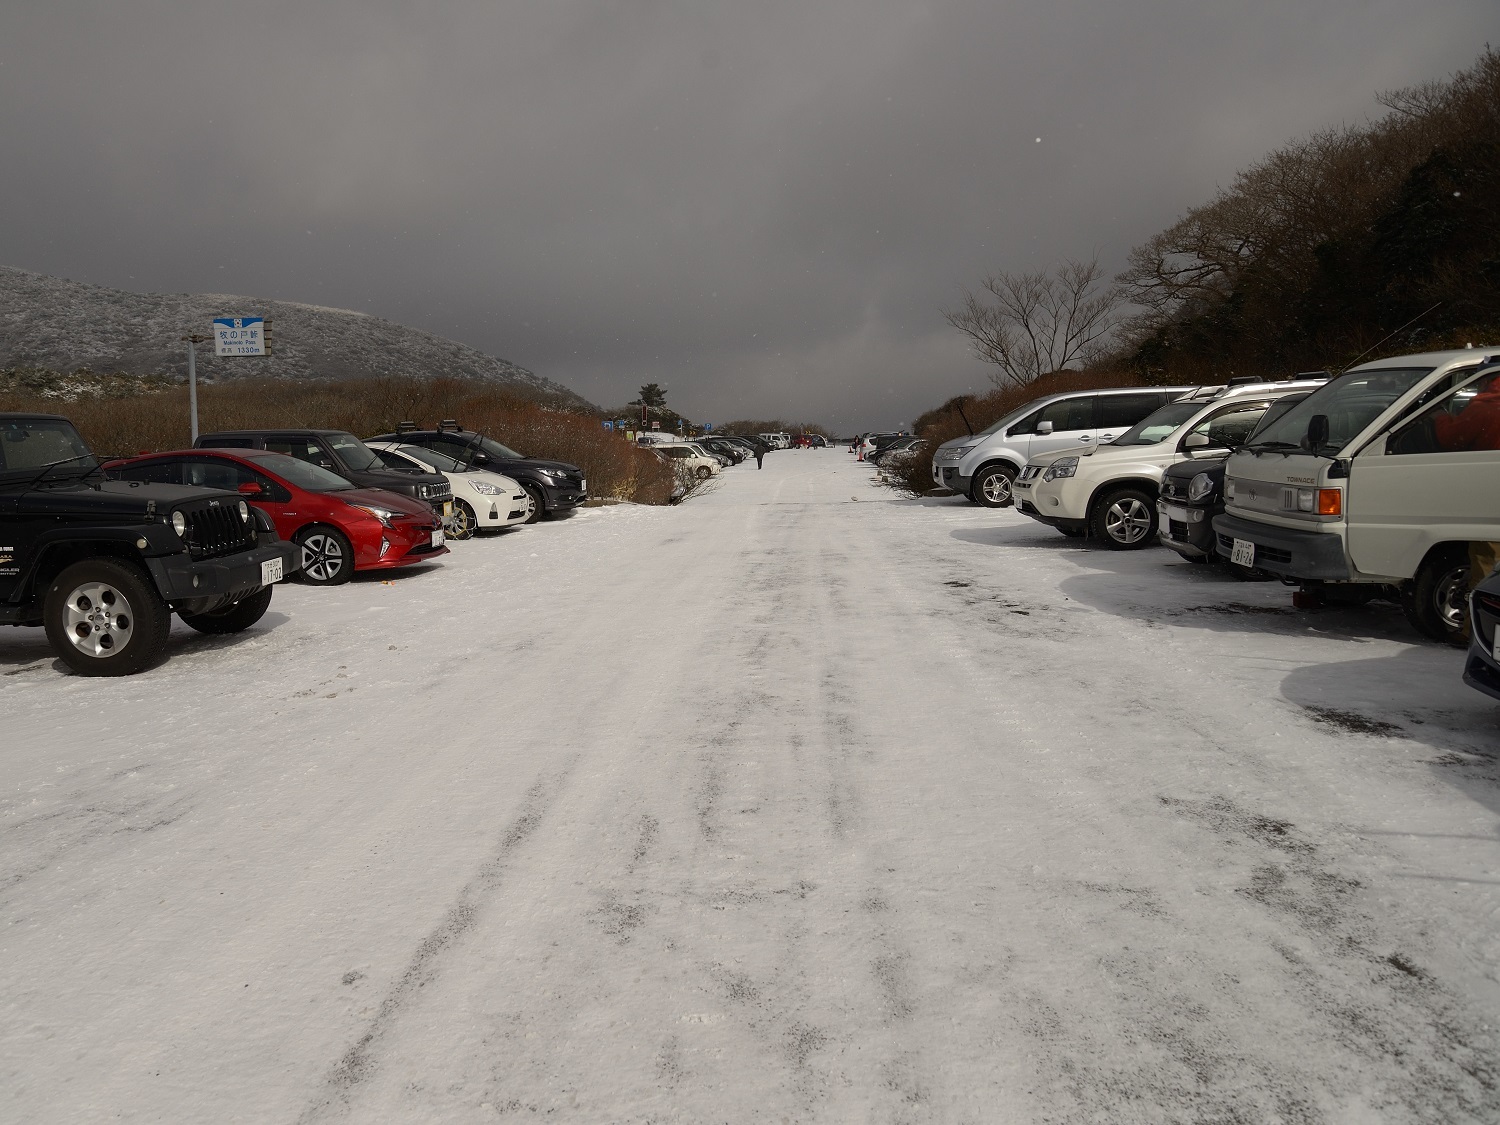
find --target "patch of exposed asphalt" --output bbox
[299,763,575,1123]
[1302,706,1406,738]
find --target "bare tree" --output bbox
[945,257,1124,388]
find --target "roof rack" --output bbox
[437,419,462,433]
[396,421,418,434]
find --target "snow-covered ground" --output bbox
[4,450,1499,1123]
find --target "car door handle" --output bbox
[1080,436,1093,442]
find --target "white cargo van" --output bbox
[1213,348,1500,641]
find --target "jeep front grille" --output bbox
[182,503,256,560]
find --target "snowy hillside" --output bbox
[0,265,593,410]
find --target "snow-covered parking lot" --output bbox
[4,450,1500,1123]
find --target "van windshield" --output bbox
[1248,367,1433,454]
[1112,401,1204,446]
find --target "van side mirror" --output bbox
[1036,420,1054,435]
[1307,414,1330,450]
[1184,433,1210,449]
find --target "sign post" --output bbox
[180,333,213,442]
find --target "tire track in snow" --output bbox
[298,759,577,1123]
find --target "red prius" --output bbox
[106,448,447,585]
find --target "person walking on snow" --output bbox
[755,446,765,469]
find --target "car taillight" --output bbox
[1317,488,1342,516]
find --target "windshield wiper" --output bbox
[8,453,102,491]
[1243,440,1301,456]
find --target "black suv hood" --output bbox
[13,479,238,517]
[1162,455,1229,483]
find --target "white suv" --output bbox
[930,386,1196,506]
[1214,349,1500,641]
[1014,379,1328,548]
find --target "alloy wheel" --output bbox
[301,533,346,582]
[1104,497,1153,545]
[61,581,135,659]
[1434,563,1470,632]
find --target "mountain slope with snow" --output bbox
[0,265,592,410]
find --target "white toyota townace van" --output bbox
[930,386,1197,506]
[1212,348,1500,642]
[1014,379,1327,547]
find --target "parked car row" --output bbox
[641,434,772,485]
[0,413,583,674]
[927,348,1500,701]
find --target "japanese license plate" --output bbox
[443,501,453,518]
[260,557,284,585]
[1231,538,1256,567]
[431,528,445,548]
[581,478,588,493]
[1160,503,1189,524]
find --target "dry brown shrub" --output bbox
[0,376,677,504]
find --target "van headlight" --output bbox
[1225,478,1236,500]
[1187,473,1216,502]
[1042,457,1078,482]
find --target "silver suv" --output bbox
[931,386,1200,506]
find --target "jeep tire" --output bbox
[971,464,1017,508]
[44,559,171,676]
[179,585,274,635]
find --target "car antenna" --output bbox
[1336,302,1441,375]
[955,396,974,436]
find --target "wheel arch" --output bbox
[1085,476,1161,520]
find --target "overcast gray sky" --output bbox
[0,2,1492,431]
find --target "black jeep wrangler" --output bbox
[0,413,299,676]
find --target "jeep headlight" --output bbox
[1042,457,1078,482]
[1187,473,1216,502]
[238,500,251,522]
[470,481,504,496]
[170,510,187,537]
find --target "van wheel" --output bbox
[179,585,274,634]
[1092,487,1158,549]
[1402,546,1470,645]
[44,559,171,676]
[972,465,1016,507]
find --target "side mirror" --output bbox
[472,451,490,464]
[237,481,263,496]
[1036,420,1054,435]
[1184,433,1211,449]
[1307,414,1330,450]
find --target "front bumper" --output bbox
[1210,512,1351,580]
[541,480,587,512]
[932,461,969,493]
[1016,498,1087,534]
[1158,500,1216,558]
[148,541,298,602]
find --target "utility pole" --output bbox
[181,333,213,442]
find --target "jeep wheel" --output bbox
[449,500,477,540]
[520,483,545,524]
[1402,547,1470,645]
[297,526,354,586]
[971,464,1017,508]
[179,585,274,634]
[44,559,170,676]
[1093,487,1158,550]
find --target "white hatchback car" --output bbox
[1014,380,1328,548]
[366,442,532,537]
[654,442,721,480]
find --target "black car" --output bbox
[2,413,297,675]
[196,429,453,519]
[869,436,922,465]
[1465,568,1500,702]
[1158,393,1312,570]
[697,438,745,464]
[367,421,586,523]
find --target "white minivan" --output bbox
[930,386,1199,506]
[1213,348,1500,642]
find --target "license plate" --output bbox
[581,478,588,492]
[1160,503,1189,523]
[1231,538,1256,567]
[443,501,453,518]
[260,557,284,585]
[431,529,445,548]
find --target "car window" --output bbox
[1184,402,1274,449]
[371,447,422,471]
[197,436,254,449]
[265,438,338,471]
[111,459,183,485]
[1009,396,1095,436]
[395,444,463,472]
[1250,366,1434,453]
[255,452,354,492]
[1386,369,1500,455]
[1113,401,1205,446]
[0,418,94,471]
[1096,394,1164,430]
[182,458,256,491]
[326,432,384,472]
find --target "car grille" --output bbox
[419,481,453,503]
[182,502,256,561]
[1018,500,1038,515]
[1168,519,1190,540]
[1160,478,1185,500]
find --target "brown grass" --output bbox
[0,376,678,504]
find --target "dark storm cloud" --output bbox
[0,1,1492,430]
